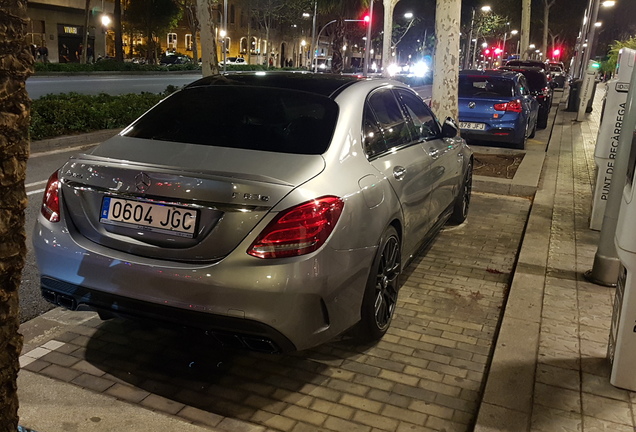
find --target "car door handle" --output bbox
[393,166,406,181]
[429,147,440,159]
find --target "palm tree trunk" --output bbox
[0,0,31,429]
[331,18,345,74]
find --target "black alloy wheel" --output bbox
[356,226,401,341]
[449,160,473,225]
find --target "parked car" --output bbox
[33,72,473,353]
[458,69,539,149]
[548,65,566,88]
[159,53,192,66]
[500,66,553,129]
[505,59,548,73]
[219,56,246,66]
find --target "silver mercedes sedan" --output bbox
[33,72,473,353]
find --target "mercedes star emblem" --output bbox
[135,172,151,193]
[468,102,476,109]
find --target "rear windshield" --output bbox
[122,86,339,155]
[520,72,548,90]
[459,76,515,98]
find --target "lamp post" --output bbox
[363,0,374,77]
[314,18,367,73]
[222,0,228,73]
[101,14,111,58]
[303,2,317,72]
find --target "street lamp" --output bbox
[301,39,306,68]
[101,14,110,58]
[465,5,491,69]
[220,30,227,72]
[314,16,369,73]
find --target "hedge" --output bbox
[30,92,167,140]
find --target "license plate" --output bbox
[100,197,198,238]
[459,122,486,130]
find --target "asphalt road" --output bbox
[26,73,202,99]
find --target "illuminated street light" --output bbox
[465,5,492,69]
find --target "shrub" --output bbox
[30,92,167,140]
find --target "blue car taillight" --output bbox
[494,100,523,113]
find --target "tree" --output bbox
[124,0,182,63]
[249,0,287,65]
[0,0,31,428]
[602,36,636,75]
[175,0,199,65]
[431,0,461,122]
[320,0,366,74]
[197,0,220,76]
[541,0,556,61]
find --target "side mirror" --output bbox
[441,117,458,138]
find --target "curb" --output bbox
[30,129,122,155]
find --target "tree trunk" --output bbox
[197,0,219,76]
[431,0,461,122]
[115,0,124,62]
[331,18,344,74]
[0,0,31,429]
[82,0,90,63]
[382,0,399,77]
[520,0,531,59]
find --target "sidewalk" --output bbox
[475,84,636,431]
[18,84,633,432]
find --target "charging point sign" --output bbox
[590,49,636,230]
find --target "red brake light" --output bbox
[494,100,522,113]
[41,171,61,222]
[247,196,344,259]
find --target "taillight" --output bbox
[41,171,61,222]
[494,100,523,113]
[247,196,344,259]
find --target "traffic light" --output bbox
[484,48,490,56]
[494,48,502,55]
[552,48,561,59]
[363,14,370,24]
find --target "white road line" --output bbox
[27,188,45,196]
[25,180,48,188]
[30,143,98,158]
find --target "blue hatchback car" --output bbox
[458,70,539,149]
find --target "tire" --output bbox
[449,160,473,225]
[355,226,401,342]
[537,112,548,129]
[528,117,537,138]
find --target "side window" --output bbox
[518,76,530,96]
[397,90,441,140]
[362,106,387,158]
[367,89,412,150]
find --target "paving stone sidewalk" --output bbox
[19,188,531,432]
[476,85,636,431]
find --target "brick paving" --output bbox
[20,191,531,432]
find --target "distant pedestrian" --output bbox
[87,44,94,63]
[37,45,49,63]
[60,44,70,63]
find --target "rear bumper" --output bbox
[41,276,295,353]
[460,127,524,144]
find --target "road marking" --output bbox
[27,188,45,196]
[30,143,98,158]
[26,180,48,188]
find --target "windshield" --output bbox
[459,76,515,97]
[122,86,339,155]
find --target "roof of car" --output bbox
[459,69,521,79]
[186,72,362,98]
[505,60,547,69]
[499,66,547,75]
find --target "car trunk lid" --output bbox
[60,136,326,262]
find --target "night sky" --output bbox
[395,0,635,59]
